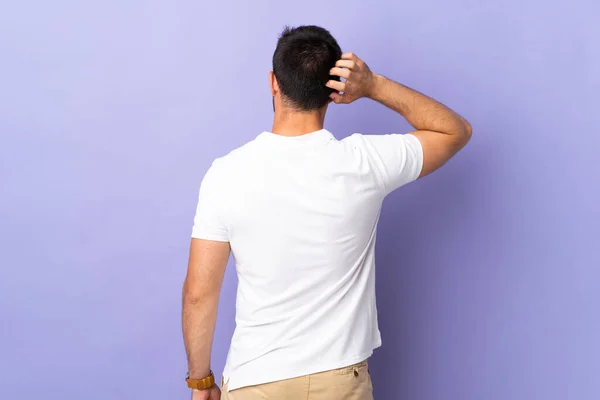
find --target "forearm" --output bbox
[182,289,219,378]
[368,74,471,137]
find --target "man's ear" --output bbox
[269,71,278,96]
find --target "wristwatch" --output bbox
[186,370,215,390]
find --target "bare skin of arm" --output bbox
[182,238,230,400]
[327,52,472,177]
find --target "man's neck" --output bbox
[271,109,325,137]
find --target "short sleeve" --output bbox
[358,133,424,194]
[191,161,229,242]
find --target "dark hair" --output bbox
[272,25,342,111]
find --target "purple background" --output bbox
[1,1,599,399]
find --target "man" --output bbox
[182,25,471,400]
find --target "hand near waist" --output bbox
[192,386,221,400]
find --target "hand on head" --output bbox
[327,52,376,104]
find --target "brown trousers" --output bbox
[221,360,373,400]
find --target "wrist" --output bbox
[366,73,386,100]
[186,369,215,390]
[188,367,211,380]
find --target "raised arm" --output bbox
[182,238,230,400]
[328,52,472,178]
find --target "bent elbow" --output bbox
[460,120,472,146]
[464,120,473,138]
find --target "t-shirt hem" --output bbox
[224,346,380,392]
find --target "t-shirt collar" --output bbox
[257,129,334,145]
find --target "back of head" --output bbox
[272,25,342,111]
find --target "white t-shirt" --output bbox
[192,129,423,391]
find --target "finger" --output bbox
[326,80,345,92]
[341,52,358,61]
[329,67,350,79]
[334,60,356,70]
[329,92,347,104]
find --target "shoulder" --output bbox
[340,133,395,148]
[339,133,381,154]
[206,137,261,178]
[341,132,422,152]
[341,133,370,147]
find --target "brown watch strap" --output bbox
[186,370,215,390]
